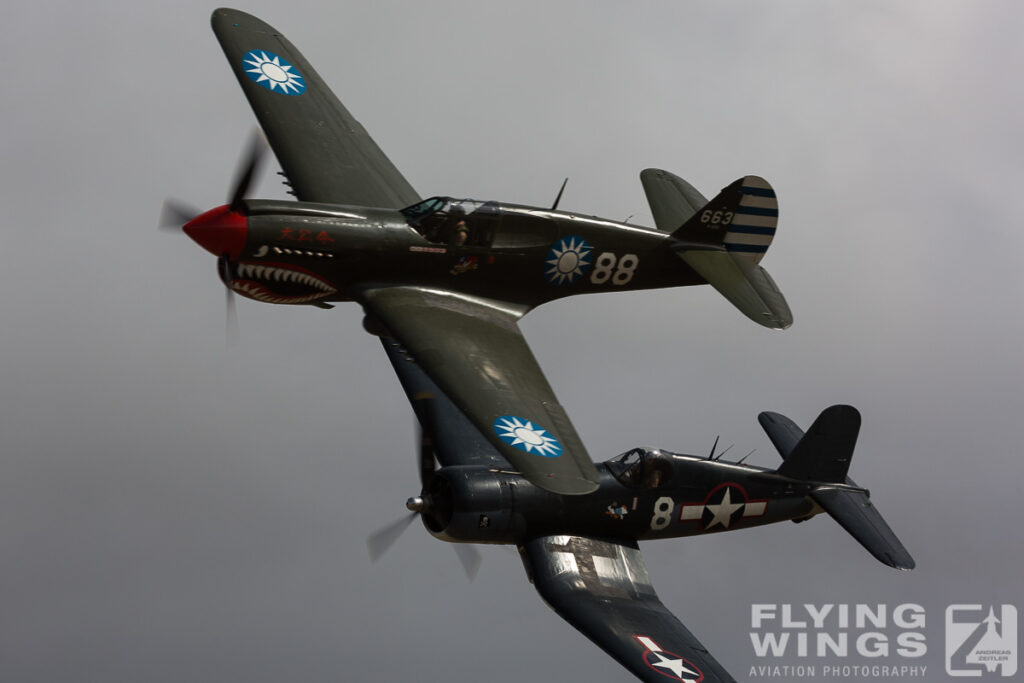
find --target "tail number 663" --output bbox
[700,209,733,227]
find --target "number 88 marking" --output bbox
[590,252,639,286]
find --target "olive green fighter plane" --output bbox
[176,8,792,498]
[163,8,914,682]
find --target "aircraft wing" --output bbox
[380,336,508,469]
[210,8,419,208]
[358,286,601,495]
[523,535,736,683]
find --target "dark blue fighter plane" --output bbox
[377,338,913,683]
[163,9,915,681]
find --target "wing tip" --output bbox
[211,7,275,34]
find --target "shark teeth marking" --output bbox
[234,264,334,292]
[231,262,337,304]
[231,281,334,304]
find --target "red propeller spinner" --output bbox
[182,204,248,259]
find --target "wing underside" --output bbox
[523,535,736,683]
[358,286,600,495]
[210,8,419,208]
[381,336,508,469]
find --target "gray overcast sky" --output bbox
[2,1,1022,681]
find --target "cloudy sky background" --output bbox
[2,1,1021,681]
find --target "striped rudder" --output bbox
[723,176,777,265]
[668,175,778,263]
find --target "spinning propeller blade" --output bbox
[418,423,436,487]
[228,129,266,212]
[159,128,265,232]
[365,419,482,580]
[162,132,267,343]
[217,254,240,346]
[454,543,482,582]
[158,199,200,232]
[366,512,419,562]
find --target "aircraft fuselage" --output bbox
[184,198,704,311]
[421,450,828,547]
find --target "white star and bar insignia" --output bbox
[678,483,767,531]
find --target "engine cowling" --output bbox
[422,466,533,544]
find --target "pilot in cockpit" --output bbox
[452,219,469,246]
[608,449,672,489]
[643,460,665,489]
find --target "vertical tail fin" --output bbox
[775,405,859,483]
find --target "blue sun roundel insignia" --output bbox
[545,236,592,285]
[493,416,563,458]
[242,50,306,95]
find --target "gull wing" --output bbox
[358,286,600,495]
[380,337,507,469]
[210,8,419,208]
[523,535,736,683]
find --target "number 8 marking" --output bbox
[590,252,617,285]
[650,496,674,530]
[613,254,638,285]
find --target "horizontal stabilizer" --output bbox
[811,488,916,570]
[757,411,803,459]
[680,251,792,329]
[775,405,859,483]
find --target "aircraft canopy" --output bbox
[401,197,502,246]
[606,448,674,489]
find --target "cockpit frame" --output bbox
[606,448,673,489]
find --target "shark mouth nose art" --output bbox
[230,262,337,304]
